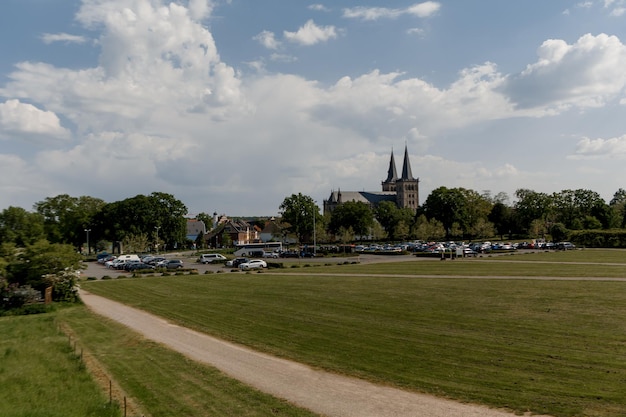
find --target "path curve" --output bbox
[79,289,549,417]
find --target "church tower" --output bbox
[395,145,419,213]
[381,149,398,192]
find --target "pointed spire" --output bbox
[400,145,414,180]
[384,148,398,183]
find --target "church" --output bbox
[323,145,419,215]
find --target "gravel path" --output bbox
[79,289,549,417]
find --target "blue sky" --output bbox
[1,0,626,217]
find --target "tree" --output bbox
[279,193,320,243]
[5,240,83,300]
[375,201,415,240]
[92,192,188,251]
[414,215,445,241]
[328,201,374,238]
[0,207,46,246]
[196,212,214,232]
[514,189,554,233]
[489,202,514,240]
[35,194,106,249]
[421,187,490,238]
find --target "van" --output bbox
[198,253,227,264]
[116,254,141,262]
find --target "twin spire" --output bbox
[385,145,414,183]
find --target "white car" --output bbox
[239,259,267,270]
[198,253,227,264]
[263,251,279,258]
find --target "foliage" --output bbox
[35,194,106,250]
[0,206,46,246]
[279,193,320,243]
[550,222,569,242]
[328,201,374,238]
[91,192,187,252]
[374,201,414,240]
[5,240,83,298]
[420,187,491,238]
[414,214,445,241]
[570,229,626,248]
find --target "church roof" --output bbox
[384,149,398,183]
[327,190,396,206]
[400,145,414,180]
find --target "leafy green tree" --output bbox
[550,223,569,242]
[5,240,83,299]
[609,188,626,228]
[551,189,607,230]
[514,189,554,233]
[0,207,46,246]
[374,201,415,240]
[328,201,374,238]
[469,218,495,239]
[489,202,514,239]
[414,215,445,241]
[35,194,106,249]
[279,193,320,243]
[92,192,187,251]
[422,187,490,238]
[196,212,214,231]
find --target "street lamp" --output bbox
[84,229,91,255]
[313,202,317,257]
[155,226,161,254]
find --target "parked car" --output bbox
[279,250,300,258]
[198,253,227,264]
[239,259,267,270]
[557,242,576,250]
[226,257,249,267]
[146,257,166,266]
[263,251,280,259]
[158,259,184,269]
[127,262,155,271]
[98,255,116,264]
[123,260,143,271]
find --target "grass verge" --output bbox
[0,313,121,417]
[57,306,319,417]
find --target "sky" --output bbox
[1,0,626,217]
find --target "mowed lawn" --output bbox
[80,253,626,417]
[0,314,120,417]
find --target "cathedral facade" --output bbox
[323,146,419,215]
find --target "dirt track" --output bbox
[79,286,551,417]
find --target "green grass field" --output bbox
[0,313,121,417]
[78,250,626,417]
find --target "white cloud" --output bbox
[308,4,330,12]
[283,20,339,46]
[407,28,425,36]
[406,1,441,18]
[570,135,626,159]
[41,33,87,44]
[254,30,280,50]
[502,33,626,112]
[610,7,626,16]
[0,99,70,139]
[187,0,214,20]
[343,2,440,21]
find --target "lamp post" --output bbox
[312,202,317,257]
[84,229,91,255]
[155,226,161,254]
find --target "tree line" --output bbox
[279,187,626,244]
[0,192,190,314]
[2,186,626,313]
